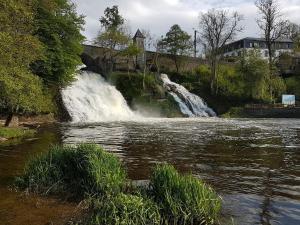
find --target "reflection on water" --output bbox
[62,118,300,225]
[0,118,300,225]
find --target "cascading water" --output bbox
[61,70,138,122]
[161,74,216,117]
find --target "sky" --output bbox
[72,0,300,44]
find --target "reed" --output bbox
[87,193,161,225]
[15,144,126,198]
[149,164,222,225]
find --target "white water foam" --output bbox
[161,74,216,117]
[61,71,139,122]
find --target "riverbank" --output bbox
[222,105,300,118]
[0,127,36,142]
[0,114,57,143]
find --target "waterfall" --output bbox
[161,74,216,117]
[61,70,138,122]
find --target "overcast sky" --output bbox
[72,0,300,44]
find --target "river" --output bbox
[0,118,300,225]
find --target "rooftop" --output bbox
[133,29,145,39]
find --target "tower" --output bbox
[133,29,145,69]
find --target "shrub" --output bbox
[149,164,221,225]
[87,193,161,225]
[15,144,126,198]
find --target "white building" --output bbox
[222,37,294,59]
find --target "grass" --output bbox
[0,126,36,139]
[149,164,222,225]
[16,144,222,224]
[87,194,161,225]
[15,144,126,198]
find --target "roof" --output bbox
[225,37,293,45]
[243,37,293,43]
[133,29,145,39]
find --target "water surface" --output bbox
[1,118,300,224]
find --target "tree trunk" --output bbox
[174,57,179,73]
[210,56,218,95]
[5,113,19,127]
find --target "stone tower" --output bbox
[133,29,145,69]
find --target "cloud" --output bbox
[72,0,300,42]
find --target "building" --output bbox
[133,29,146,69]
[222,37,294,59]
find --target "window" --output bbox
[264,50,268,57]
[254,42,259,48]
[249,42,254,48]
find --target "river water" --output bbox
[1,118,300,225]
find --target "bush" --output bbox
[87,194,161,225]
[149,164,221,225]
[15,144,126,198]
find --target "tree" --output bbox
[161,24,192,72]
[237,50,285,102]
[0,0,53,126]
[255,0,288,66]
[31,0,85,87]
[121,43,141,75]
[199,9,243,94]
[285,22,300,41]
[95,5,130,75]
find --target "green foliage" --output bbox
[285,76,300,98]
[88,194,161,225]
[149,164,222,225]
[31,0,85,86]
[15,144,126,198]
[16,143,222,225]
[0,127,36,139]
[96,5,130,74]
[99,5,124,30]
[0,0,54,115]
[217,64,245,99]
[161,24,192,72]
[237,50,286,102]
[195,64,211,85]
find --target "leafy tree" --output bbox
[161,24,192,72]
[217,64,245,98]
[121,43,141,75]
[0,0,54,126]
[199,9,243,94]
[100,5,124,30]
[31,0,85,87]
[95,5,130,75]
[237,50,285,102]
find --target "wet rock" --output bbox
[0,137,8,142]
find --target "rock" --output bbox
[0,137,8,142]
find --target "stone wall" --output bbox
[244,106,300,118]
[81,44,206,74]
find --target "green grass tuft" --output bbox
[149,164,222,225]
[87,193,161,225]
[15,144,126,198]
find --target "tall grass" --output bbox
[15,144,222,224]
[149,164,222,225]
[15,144,126,198]
[87,193,161,225]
